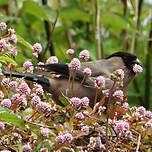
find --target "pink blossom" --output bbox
[0,91,4,99]
[125,131,132,138]
[55,135,65,143]
[0,39,6,49]
[70,97,81,107]
[36,62,45,71]
[36,102,48,112]
[23,61,34,72]
[40,127,50,137]
[31,95,41,105]
[81,125,89,135]
[137,106,146,115]
[8,34,17,44]
[145,121,152,128]
[18,82,31,95]
[133,64,143,74]
[121,102,129,110]
[1,99,12,108]
[69,58,81,70]
[64,133,73,143]
[83,68,92,76]
[40,148,48,152]
[35,87,44,96]
[79,50,90,61]
[114,120,129,134]
[9,47,18,56]
[113,90,124,100]
[11,94,25,104]
[1,78,10,89]
[75,112,85,120]
[0,122,5,130]
[9,81,18,88]
[33,43,42,54]
[81,97,89,108]
[46,56,58,64]
[0,22,7,30]
[22,144,32,152]
[94,76,105,89]
[145,111,152,118]
[66,49,75,55]
[33,52,38,58]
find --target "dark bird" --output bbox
[3,52,142,107]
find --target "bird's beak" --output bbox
[135,58,142,67]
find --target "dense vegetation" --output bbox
[0,0,152,151]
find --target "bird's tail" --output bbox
[2,71,50,86]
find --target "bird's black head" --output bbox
[106,52,142,74]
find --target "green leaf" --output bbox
[0,0,8,5]
[17,35,33,50]
[0,15,17,22]
[60,7,90,22]
[22,1,49,21]
[0,56,17,66]
[0,107,26,130]
[59,97,69,106]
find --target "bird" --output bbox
[2,52,142,107]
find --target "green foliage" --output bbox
[0,107,26,129]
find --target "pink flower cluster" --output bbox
[83,68,92,76]
[22,144,32,152]
[94,76,105,89]
[18,82,31,96]
[1,99,12,108]
[55,133,73,144]
[69,58,81,70]
[66,49,75,55]
[23,61,34,73]
[75,112,85,120]
[0,22,7,30]
[79,50,90,61]
[133,64,143,74]
[32,43,42,58]
[81,125,89,135]
[0,122,5,130]
[113,90,124,100]
[46,56,58,64]
[40,127,50,137]
[70,97,89,108]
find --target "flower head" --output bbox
[9,81,18,89]
[55,135,65,144]
[83,68,92,76]
[1,99,11,108]
[0,91,4,99]
[79,50,90,61]
[133,64,143,74]
[22,144,32,152]
[94,76,105,89]
[40,148,48,152]
[46,56,58,64]
[18,82,31,96]
[33,43,42,54]
[40,127,50,137]
[1,78,10,89]
[70,97,81,108]
[114,120,129,134]
[36,62,45,71]
[9,47,18,56]
[69,58,81,70]
[63,133,73,143]
[31,95,41,105]
[0,39,6,49]
[36,102,48,112]
[8,34,17,44]
[113,90,124,100]
[137,106,146,115]
[81,125,89,135]
[75,112,85,120]
[114,69,124,80]
[66,49,75,55]
[0,22,7,31]
[23,61,34,73]
[81,97,89,108]
[0,122,5,130]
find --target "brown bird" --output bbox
[3,52,142,107]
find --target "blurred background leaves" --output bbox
[0,0,151,109]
